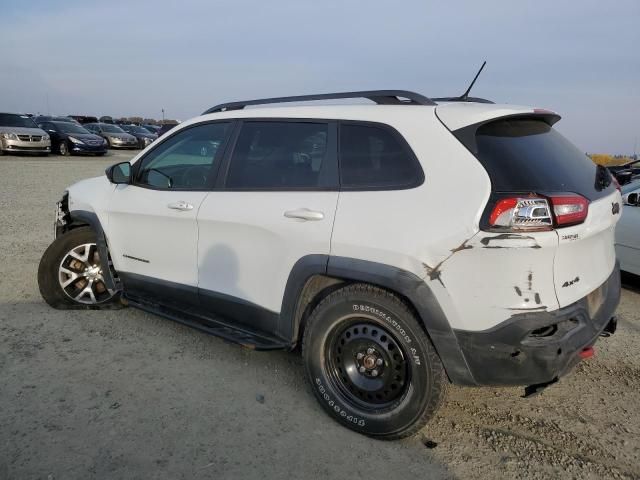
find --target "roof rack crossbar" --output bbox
[203,90,436,114]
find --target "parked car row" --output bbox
[0,111,165,156]
[608,159,640,186]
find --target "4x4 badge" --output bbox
[612,202,620,215]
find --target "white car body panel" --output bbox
[197,191,338,312]
[553,190,621,307]
[106,185,209,287]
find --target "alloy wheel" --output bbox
[58,243,114,304]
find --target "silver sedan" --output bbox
[616,178,640,275]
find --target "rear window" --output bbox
[466,118,613,200]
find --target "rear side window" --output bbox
[226,121,334,189]
[339,123,422,189]
[469,118,613,200]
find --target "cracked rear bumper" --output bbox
[452,262,621,386]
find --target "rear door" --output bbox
[196,120,339,335]
[468,116,621,307]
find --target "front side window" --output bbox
[226,121,332,189]
[339,123,422,189]
[136,122,229,190]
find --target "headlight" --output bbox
[1,132,18,140]
[42,134,50,142]
[68,136,84,145]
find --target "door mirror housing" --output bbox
[106,162,131,184]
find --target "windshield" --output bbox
[0,113,37,128]
[101,124,125,133]
[126,125,152,134]
[54,122,91,134]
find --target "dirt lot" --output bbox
[1,152,639,480]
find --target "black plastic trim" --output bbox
[67,210,118,290]
[203,90,436,114]
[453,262,621,386]
[325,256,475,385]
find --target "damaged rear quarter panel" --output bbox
[436,231,560,331]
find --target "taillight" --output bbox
[488,193,589,231]
[549,194,589,226]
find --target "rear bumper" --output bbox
[453,262,621,386]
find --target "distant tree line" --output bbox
[588,153,636,166]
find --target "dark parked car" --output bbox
[608,159,640,186]
[37,121,107,156]
[120,124,157,148]
[69,115,99,125]
[157,123,178,137]
[143,124,161,133]
[35,115,81,125]
[83,123,138,148]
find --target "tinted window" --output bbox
[226,122,331,189]
[339,123,420,188]
[472,119,614,200]
[0,113,37,128]
[137,123,229,189]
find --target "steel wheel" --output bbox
[325,321,410,411]
[58,243,114,304]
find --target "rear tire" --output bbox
[302,284,447,439]
[38,227,121,309]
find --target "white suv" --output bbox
[38,90,621,439]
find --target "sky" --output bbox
[1,0,638,154]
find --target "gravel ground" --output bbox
[1,152,639,480]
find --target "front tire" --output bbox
[38,227,120,309]
[59,141,70,156]
[303,284,447,439]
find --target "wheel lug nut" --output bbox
[356,352,364,360]
[359,366,366,373]
[376,358,383,366]
[367,348,375,355]
[371,369,378,377]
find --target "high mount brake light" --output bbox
[489,194,589,230]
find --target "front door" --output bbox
[106,121,232,305]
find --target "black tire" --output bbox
[59,141,70,156]
[38,227,121,309]
[303,284,447,439]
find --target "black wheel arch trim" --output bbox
[67,210,119,290]
[281,255,476,385]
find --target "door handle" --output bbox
[284,208,324,221]
[167,201,194,211]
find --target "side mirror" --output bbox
[626,192,639,206]
[106,162,131,184]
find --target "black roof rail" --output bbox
[203,90,436,114]
[433,96,494,104]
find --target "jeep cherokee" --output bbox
[38,90,621,439]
